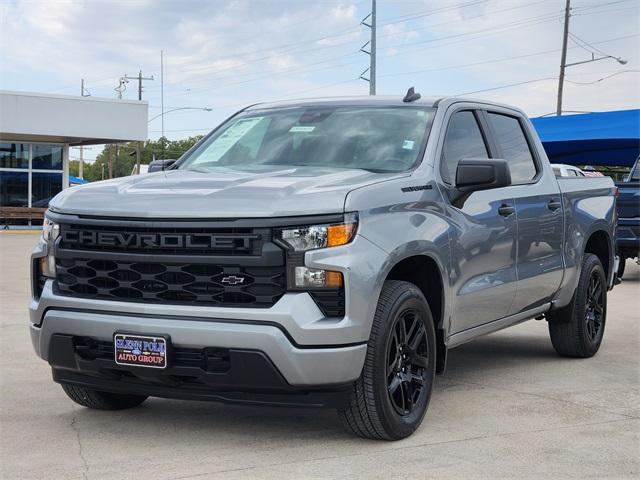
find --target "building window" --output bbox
[0,142,65,210]
[0,142,29,169]
[32,144,63,170]
[0,171,29,206]
[32,172,63,207]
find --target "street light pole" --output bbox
[147,107,212,123]
[556,0,627,116]
[124,71,154,174]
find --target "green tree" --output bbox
[81,136,203,182]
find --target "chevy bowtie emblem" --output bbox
[221,275,245,285]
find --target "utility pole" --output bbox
[370,0,376,95]
[125,71,154,174]
[78,79,90,179]
[359,0,376,95]
[161,50,165,157]
[556,0,571,116]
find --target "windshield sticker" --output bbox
[289,126,316,133]
[402,140,415,150]
[416,111,426,117]
[197,117,264,162]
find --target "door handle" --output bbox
[547,199,562,211]
[498,204,515,217]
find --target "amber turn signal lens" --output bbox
[327,223,356,247]
[39,257,48,275]
[325,271,344,288]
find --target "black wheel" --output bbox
[548,254,607,358]
[61,383,147,410]
[617,257,625,279]
[338,280,436,440]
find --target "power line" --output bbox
[82,0,626,101]
[163,7,567,99]
[378,33,638,79]
[456,69,638,96]
[565,69,639,84]
[148,0,503,89]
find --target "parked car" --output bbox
[552,163,586,177]
[615,156,639,278]
[31,93,617,440]
[147,159,176,173]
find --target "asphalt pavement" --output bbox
[1,232,638,479]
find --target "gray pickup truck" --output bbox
[30,94,617,440]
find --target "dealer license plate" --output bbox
[114,333,168,369]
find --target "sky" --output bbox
[1,0,638,161]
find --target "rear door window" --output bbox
[487,113,537,184]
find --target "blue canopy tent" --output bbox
[530,109,640,167]
[68,175,89,186]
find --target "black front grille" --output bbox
[55,258,286,307]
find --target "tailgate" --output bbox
[616,181,640,219]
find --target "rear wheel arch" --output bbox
[584,229,612,280]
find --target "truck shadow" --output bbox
[69,331,559,444]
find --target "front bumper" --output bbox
[31,306,367,387]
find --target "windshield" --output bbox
[178,106,436,173]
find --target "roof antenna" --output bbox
[403,87,421,103]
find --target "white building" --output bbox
[0,90,147,214]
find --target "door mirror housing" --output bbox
[455,158,511,193]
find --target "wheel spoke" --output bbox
[388,375,402,395]
[402,381,413,413]
[405,315,418,342]
[412,354,429,369]
[410,371,425,385]
[409,323,426,351]
[398,378,407,412]
[396,318,407,345]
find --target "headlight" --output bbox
[277,213,358,252]
[42,218,60,244]
[40,218,59,278]
[277,213,356,290]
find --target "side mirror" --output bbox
[455,158,511,193]
[148,159,177,173]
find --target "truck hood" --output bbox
[50,166,406,218]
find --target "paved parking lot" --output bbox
[1,232,638,479]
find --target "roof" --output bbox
[247,95,444,110]
[531,109,640,167]
[0,90,148,146]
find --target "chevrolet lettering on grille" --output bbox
[61,230,260,250]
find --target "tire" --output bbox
[61,383,148,410]
[617,257,625,279]
[338,280,436,440]
[548,253,607,358]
